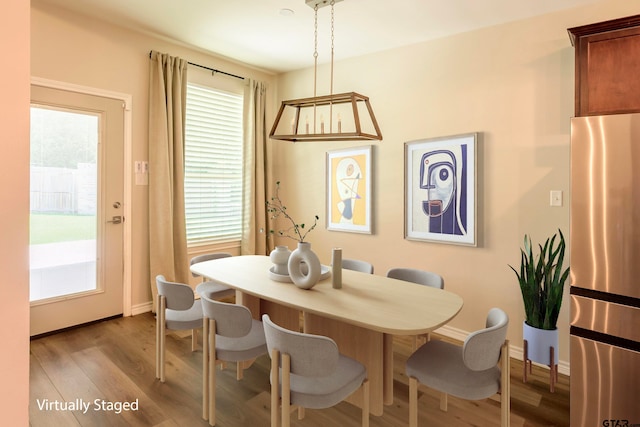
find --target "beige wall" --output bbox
[30,1,276,310]
[270,0,640,368]
[25,0,639,380]
[0,0,30,423]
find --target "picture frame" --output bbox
[405,133,477,246]
[326,145,373,234]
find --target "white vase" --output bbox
[288,242,321,290]
[270,245,291,276]
[523,321,559,365]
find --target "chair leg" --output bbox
[237,358,257,380]
[202,318,209,421]
[409,377,418,427]
[157,295,166,382]
[501,340,511,427]
[282,353,291,427]
[362,379,370,427]
[413,333,429,350]
[439,393,448,411]
[209,319,216,426]
[192,328,198,352]
[270,349,279,427]
[422,333,430,345]
[155,295,160,379]
[237,363,243,380]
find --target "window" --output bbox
[184,83,243,245]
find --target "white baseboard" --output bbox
[434,325,570,376]
[131,301,153,316]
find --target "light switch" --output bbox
[550,190,563,207]
[135,160,149,186]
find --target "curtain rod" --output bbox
[149,51,245,81]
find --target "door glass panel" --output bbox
[30,106,99,302]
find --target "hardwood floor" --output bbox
[29,313,569,426]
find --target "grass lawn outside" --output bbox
[30,213,96,245]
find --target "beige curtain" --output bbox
[241,79,269,255]
[148,51,189,310]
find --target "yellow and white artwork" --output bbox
[326,146,372,234]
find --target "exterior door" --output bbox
[30,84,124,336]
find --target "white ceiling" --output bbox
[36,0,600,73]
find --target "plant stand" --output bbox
[522,322,559,393]
[523,339,558,392]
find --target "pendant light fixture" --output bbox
[269,0,382,142]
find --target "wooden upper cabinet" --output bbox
[568,15,640,116]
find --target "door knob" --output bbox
[107,216,123,224]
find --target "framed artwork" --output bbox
[326,145,373,234]
[405,133,477,246]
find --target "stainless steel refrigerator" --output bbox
[570,113,640,426]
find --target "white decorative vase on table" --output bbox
[270,245,291,276]
[288,242,321,290]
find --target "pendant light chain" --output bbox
[330,0,335,132]
[313,4,319,133]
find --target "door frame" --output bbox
[31,76,133,317]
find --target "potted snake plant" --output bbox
[509,229,570,370]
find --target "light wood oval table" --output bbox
[192,255,463,416]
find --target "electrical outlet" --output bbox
[550,190,563,207]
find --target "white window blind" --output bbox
[184,83,243,245]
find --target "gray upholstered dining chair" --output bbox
[342,258,374,274]
[405,308,510,427]
[201,293,268,426]
[155,274,203,383]
[190,252,235,300]
[386,267,444,289]
[262,314,370,427]
[386,267,444,347]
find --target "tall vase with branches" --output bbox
[266,181,322,289]
[266,181,319,243]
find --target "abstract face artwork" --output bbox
[419,146,467,236]
[405,134,476,245]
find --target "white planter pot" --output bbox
[288,242,321,290]
[523,321,559,365]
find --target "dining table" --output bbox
[191,255,463,416]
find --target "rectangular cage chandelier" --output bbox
[269,0,383,142]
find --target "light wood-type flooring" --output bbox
[30,312,569,426]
